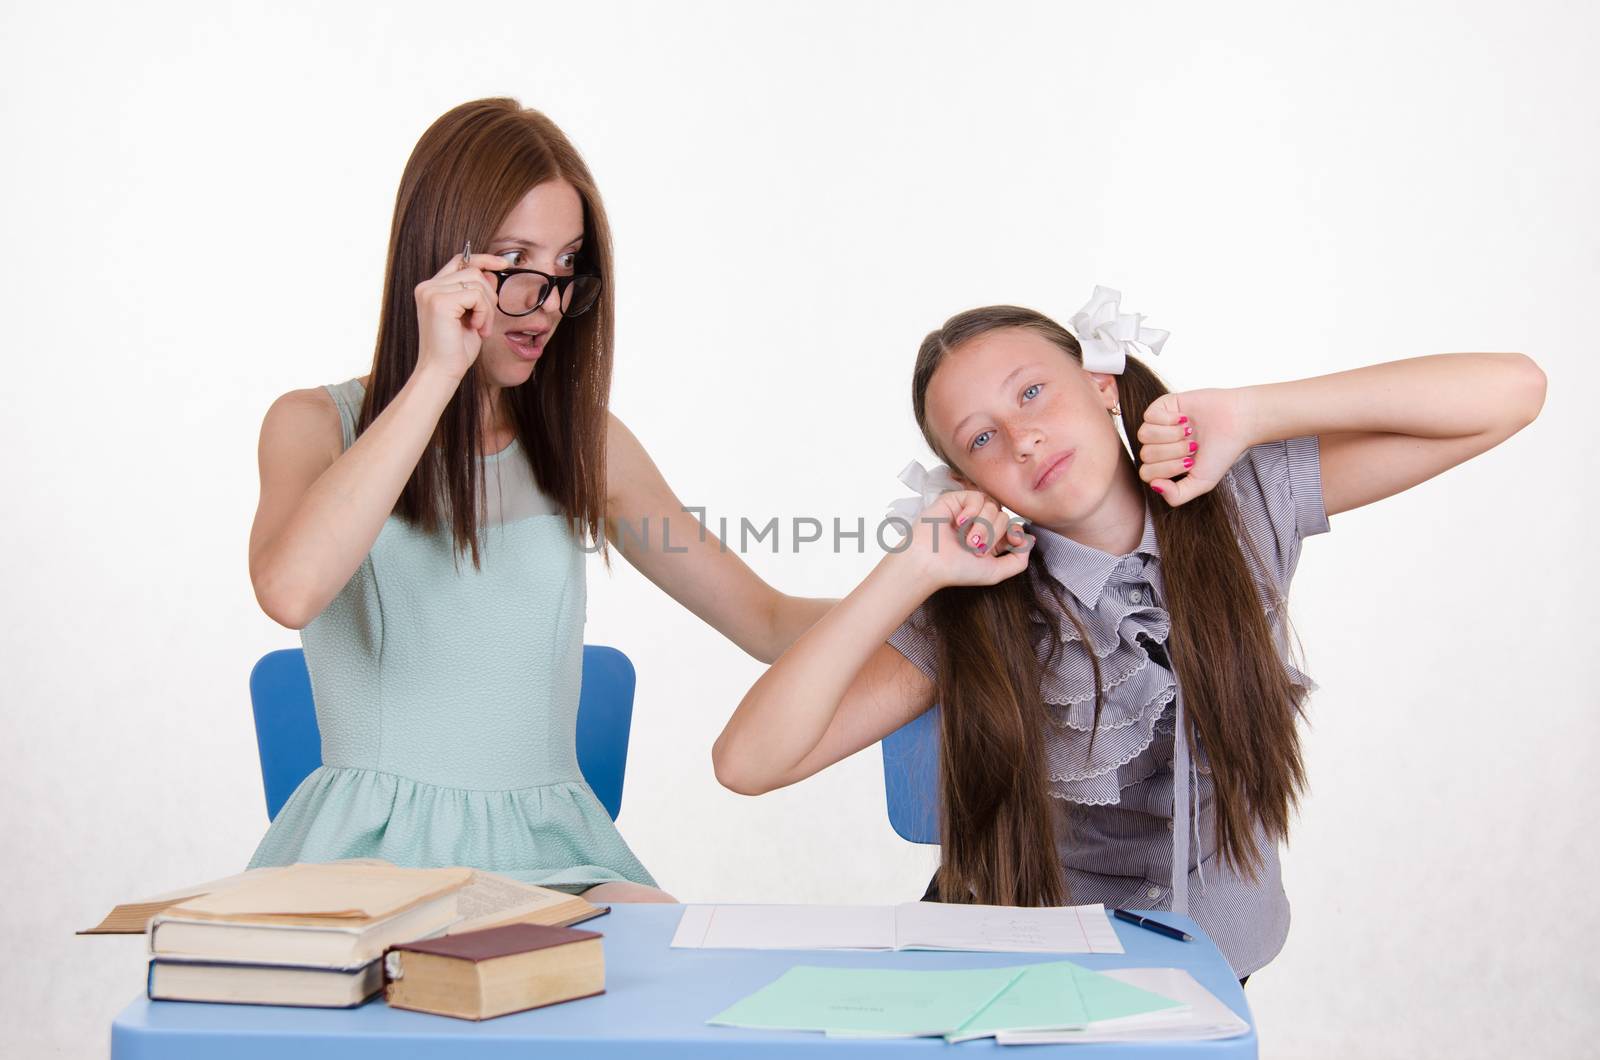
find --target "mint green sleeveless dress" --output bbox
[246,377,657,895]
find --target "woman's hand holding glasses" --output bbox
[413,242,509,384]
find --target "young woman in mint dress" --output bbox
[245,98,832,902]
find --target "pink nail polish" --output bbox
[970,534,982,548]
[1184,426,1193,437]
[1183,457,1194,468]
[1189,441,1198,453]
[1152,484,1165,494]
[1177,416,1188,424]
[957,516,969,527]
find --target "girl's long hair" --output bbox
[357,97,615,567]
[913,306,1307,906]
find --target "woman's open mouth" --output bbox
[507,329,545,361]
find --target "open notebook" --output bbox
[671,901,1123,954]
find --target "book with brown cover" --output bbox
[384,922,605,1020]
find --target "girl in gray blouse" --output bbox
[712,292,1544,977]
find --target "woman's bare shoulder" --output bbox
[260,383,343,463]
[265,385,338,423]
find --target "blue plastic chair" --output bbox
[248,645,638,822]
[880,704,942,844]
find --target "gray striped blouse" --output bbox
[887,435,1329,975]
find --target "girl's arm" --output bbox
[711,490,1029,795]
[712,555,937,795]
[603,413,835,663]
[1135,352,1546,514]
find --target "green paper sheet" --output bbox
[1074,962,1190,1023]
[947,961,1188,1042]
[706,964,1024,1037]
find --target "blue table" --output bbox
[111,904,1255,1057]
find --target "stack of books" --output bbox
[146,863,471,1007]
[113,860,609,1009]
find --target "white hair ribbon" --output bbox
[885,459,962,524]
[1068,285,1169,375]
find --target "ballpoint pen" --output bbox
[1112,908,1193,942]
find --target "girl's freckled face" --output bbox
[924,328,1124,524]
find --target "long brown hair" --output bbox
[913,306,1308,906]
[357,97,615,568]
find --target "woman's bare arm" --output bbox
[248,368,459,629]
[249,250,512,628]
[603,413,836,663]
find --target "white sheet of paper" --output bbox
[894,901,1124,955]
[671,904,896,950]
[995,967,1249,1044]
[670,902,1122,954]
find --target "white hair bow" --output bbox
[1068,285,1169,375]
[885,459,961,524]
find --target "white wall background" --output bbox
[2,1,1595,1056]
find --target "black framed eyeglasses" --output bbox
[487,267,603,318]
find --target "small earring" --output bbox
[1110,403,1122,417]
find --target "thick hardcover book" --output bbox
[384,922,605,1020]
[147,956,384,1007]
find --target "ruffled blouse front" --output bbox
[1028,503,1317,808]
[1029,514,1178,807]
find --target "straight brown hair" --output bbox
[357,97,615,568]
[913,306,1308,906]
